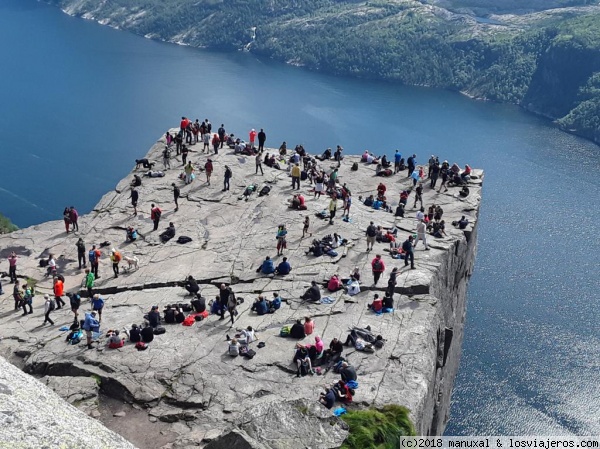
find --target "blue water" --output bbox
[1,0,599,436]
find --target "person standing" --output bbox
[83,311,100,349]
[8,252,17,283]
[371,254,386,285]
[76,238,86,269]
[91,294,105,323]
[110,249,121,278]
[414,219,430,251]
[366,221,377,252]
[67,292,81,321]
[69,207,79,232]
[407,154,416,177]
[84,268,95,297]
[218,284,230,321]
[430,161,440,189]
[184,161,195,185]
[291,163,301,190]
[249,129,257,148]
[172,183,180,212]
[212,133,220,154]
[343,195,352,218]
[387,267,398,297]
[227,289,237,326]
[43,294,55,326]
[438,161,449,193]
[255,153,264,175]
[328,195,338,225]
[130,187,139,216]
[63,207,71,234]
[202,131,210,153]
[223,165,232,191]
[53,276,66,309]
[151,204,162,231]
[162,146,171,170]
[257,128,266,152]
[394,150,402,174]
[21,282,33,315]
[413,183,424,209]
[181,145,189,165]
[205,159,213,185]
[218,124,226,148]
[402,235,415,269]
[88,245,101,279]
[302,216,311,238]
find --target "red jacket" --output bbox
[151,207,161,220]
[249,130,257,142]
[205,161,213,173]
[54,280,64,297]
[371,257,385,273]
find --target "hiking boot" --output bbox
[87,344,93,350]
[28,311,33,314]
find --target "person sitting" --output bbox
[191,295,206,313]
[301,281,321,302]
[368,294,383,313]
[304,316,315,336]
[257,256,275,275]
[339,362,357,382]
[383,294,394,310]
[126,226,138,242]
[131,174,142,187]
[319,388,337,409]
[275,257,292,275]
[350,267,360,282]
[251,296,269,315]
[321,148,332,160]
[306,335,324,362]
[363,195,374,207]
[327,274,343,292]
[322,337,344,364]
[147,306,161,328]
[293,344,314,377]
[237,326,256,347]
[163,305,176,324]
[307,240,324,257]
[347,278,361,296]
[377,182,387,198]
[269,292,282,311]
[106,330,124,349]
[185,276,200,296]
[279,141,287,156]
[140,323,155,343]
[125,324,141,343]
[432,220,447,238]
[290,319,306,339]
[381,154,391,168]
[135,158,154,170]
[332,379,353,403]
[361,150,370,162]
[392,202,405,217]
[228,338,240,356]
[457,215,469,229]
[461,164,472,181]
[174,307,185,324]
[459,186,470,197]
[160,222,176,243]
[226,134,236,148]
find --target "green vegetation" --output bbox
[0,213,17,234]
[340,405,416,449]
[49,0,600,144]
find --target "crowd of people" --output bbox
[0,115,476,416]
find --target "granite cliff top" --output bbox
[0,132,483,448]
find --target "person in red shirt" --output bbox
[371,254,386,285]
[53,277,66,309]
[249,129,257,148]
[212,134,220,154]
[180,117,189,135]
[150,204,162,231]
[368,294,383,313]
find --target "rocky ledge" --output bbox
[0,133,483,448]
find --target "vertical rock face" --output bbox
[0,356,136,448]
[0,134,482,446]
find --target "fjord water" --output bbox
[1,0,599,435]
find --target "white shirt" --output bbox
[416,211,424,221]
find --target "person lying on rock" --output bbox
[106,330,124,349]
[251,296,269,315]
[293,344,314,377]
[275,257,292,275]
[300,280,321,302]
[184,276,200,296]
[290,319,306,339]
[256,256,275,275]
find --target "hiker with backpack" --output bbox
[53,276,66,309]
[110,248,122,278]
[43,294,55,326]
[88,245,101,279]
[76,238,86,269]
[67,292,81,320]
[150,204,162,231]
[371,254,386,285]
[366,221,377,252]
[21,283,33,316]
[205,159,213,185]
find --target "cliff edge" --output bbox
[0,134,483,448]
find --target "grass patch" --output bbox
[0,213,18,234]
[341,405,416,449]
[90,374,102,387]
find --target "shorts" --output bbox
[131,201,138,207]
[85,329,92,337]
[367,236,376,245]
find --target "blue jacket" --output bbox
[261,259,275,274]
[394,152,402,163]
[83,312,100,332]
[254,300,269,315]
[276,261,291,275]
[91,296,104,310]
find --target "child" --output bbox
[302,216,312,238]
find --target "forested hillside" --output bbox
[48,0,600,144]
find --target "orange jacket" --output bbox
[54,280,64,297]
